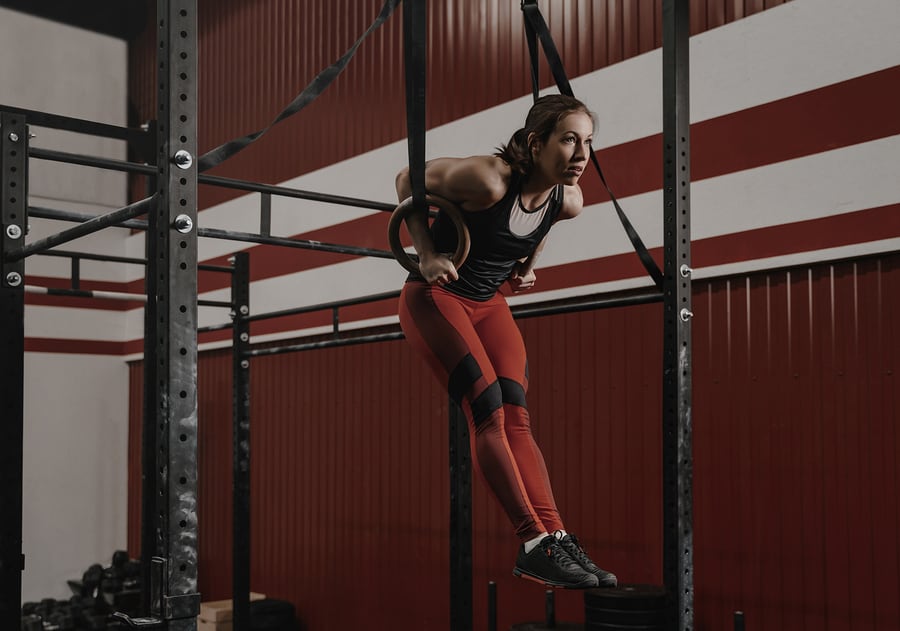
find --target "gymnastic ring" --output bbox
[388,194,471,275]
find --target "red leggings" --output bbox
[399,281,563,541]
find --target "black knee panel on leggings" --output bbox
[498,377,527,408]
[470,382,502,427]
[448,354,502,427]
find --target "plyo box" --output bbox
[197,592,266,631]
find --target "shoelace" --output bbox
[540,536,579,569]
[540,537,561,557]
[556,532,594,567]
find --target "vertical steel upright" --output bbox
[142,144,161,619]
[145,1,201,629]
[0,112,28,631]
[449,400,473,631]
[231,253,251,631]
[661,1,694,631]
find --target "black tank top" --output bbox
[423,175,564,301]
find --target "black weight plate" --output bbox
[511,624,584,631]
[585,605,666,626]
[584,584,666,610]
[584,622,663,631]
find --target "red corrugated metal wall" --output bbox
[692,255,900,631]
[128,253,900,630]
[127,0,789,207]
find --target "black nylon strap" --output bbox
[521,0,664,289]
[197,0,400,172]
[523,10,540,102]
[402,0,428,214]
[521,2,573,98]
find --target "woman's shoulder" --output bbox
[557,183,584,220]
[432,156,512,209]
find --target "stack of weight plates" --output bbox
[584,584,667,630]
[510,623,583,631]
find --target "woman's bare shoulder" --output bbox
[427,156,511,209]
[558,183,584,220]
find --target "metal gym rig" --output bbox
[0,1,693,629]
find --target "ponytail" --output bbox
[494,128,531,175]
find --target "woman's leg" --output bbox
[471,294,564,534]
[399,282,549,540]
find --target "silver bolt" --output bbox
[240,360,249,369]
[6,271,22,286]
[239,305,249,315]
[239,332,249,342]
[173,149,193,170]
[6,224,22,239]
[28,133,36,140]
[680,308,694,322]
[679,264,693,278]
[7,132,19,143]
[173,214,193,233]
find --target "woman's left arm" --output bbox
[508,236,546,292]
[508,183,584,292]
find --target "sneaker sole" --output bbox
[513,567,599,589]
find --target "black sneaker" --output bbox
[556,532,618,587]
[513,535,599,589]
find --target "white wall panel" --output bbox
[21,353,128,601]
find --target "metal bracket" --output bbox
[110,613,165,629]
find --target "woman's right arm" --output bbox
[395,156,508,284]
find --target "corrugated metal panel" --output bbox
[127,0,790,207]
[128,252,898,630]
[692,255,900,630]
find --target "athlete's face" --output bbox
[531,111,594,186]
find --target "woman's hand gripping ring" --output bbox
[387,195,471,275]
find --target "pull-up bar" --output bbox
[29,146,396,212]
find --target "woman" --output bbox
[395,94,616,589]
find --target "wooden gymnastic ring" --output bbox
[387,194,471,275]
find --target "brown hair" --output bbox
[495,94,595,175]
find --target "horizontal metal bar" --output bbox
[29,206,149,231]
[29,205,395,260]
[510,289,663,319]
[246,331,405,358]
[0,103,144,142]
[196,226,395,259]
[35,249,147,266]
[245,289,401,323]
[7,196,156,261]
[29,147,157,176]
[240,289,664,359]
[198,173,396,212]
[197,322,234,334]
[29,149,396,214]
[198,299,232,308]
[24,285,147,303]
[198,263,234,273]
